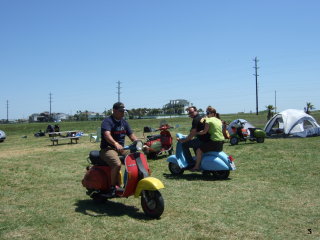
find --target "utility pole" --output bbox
[116,81,121,102]
[49,92,52,116]
[253,57,259,115]
[6,100,9,123]
[274,90,277,114]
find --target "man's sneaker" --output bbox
[184,163,195,170]
[115,185,125,193]
[101,186,116,198]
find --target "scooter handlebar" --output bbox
[152,124,179,132]
[157,126,173,131]
[123,140,143,152]
[176,133,187,139]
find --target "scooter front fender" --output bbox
[134,177,165,198]
[166,134,189,168]
[167,154,189,169]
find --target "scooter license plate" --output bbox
[230,162,236,170]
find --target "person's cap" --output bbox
[113,102,126,111]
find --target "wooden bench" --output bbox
[48,130,79,138]
[50,136,80,145]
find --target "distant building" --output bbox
[29,113,41,122]
[52,113,69,122]
[163,99,190,114]
[37,112,51,122]
[163,99,189,109]
[88,112,104,121]
[28,112,69,122]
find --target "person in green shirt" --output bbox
[191,106,225,171]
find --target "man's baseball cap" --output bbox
[113,102,126,111]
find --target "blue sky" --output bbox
[1,0,319,119]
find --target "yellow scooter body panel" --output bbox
[134,177,164,198]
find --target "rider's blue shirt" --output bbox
[100,115,133,149]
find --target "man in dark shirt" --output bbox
[178,106,209,165]
[100,102,137,197]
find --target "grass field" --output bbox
[0,112,319,239]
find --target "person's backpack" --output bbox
[54,125,60,132]
[143,126,153,133]
[46,125,54,133]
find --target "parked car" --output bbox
[0,130,6,142]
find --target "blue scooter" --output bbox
[167,133,236,179]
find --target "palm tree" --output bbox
[84,110,89,121]
[266,105,275,120]
[305,102,315,114]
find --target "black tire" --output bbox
[230,137,239,145]
[202,171,211,177]
[211,170,230,180]
[256,137,265,143]
[168,162,184,175]
[141,190,164,219]
[92,194,107,203]
[147,152,157,159]
[86,189,106,203]
[168,148,174,155]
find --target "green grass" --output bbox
[1,112,320,239]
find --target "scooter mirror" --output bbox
[135,140,143,151]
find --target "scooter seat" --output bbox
[89,151,105,165]
[89,150,125,165]
[147,135,161,141]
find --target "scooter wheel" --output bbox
[230,137,239,145]
[256,137,265,143]
[168,162,184,175]
[147,152,158,159]
[168,148,174,155]
[202,171,211,177]
[211,170,230,180]
[141,190,164,219]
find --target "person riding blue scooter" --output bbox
[177,106,210,168]
[167,106,236,179]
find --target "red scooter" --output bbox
[82,140,165,218]
[142,124,174,159]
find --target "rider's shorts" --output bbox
[200,140,224,153]
[100,147,129,167]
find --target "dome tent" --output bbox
[264,109,320,137]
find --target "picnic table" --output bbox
[49,130,82,145]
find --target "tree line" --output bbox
[54,103,316,122]
[265,102,315,120]
[70,105,197,121]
